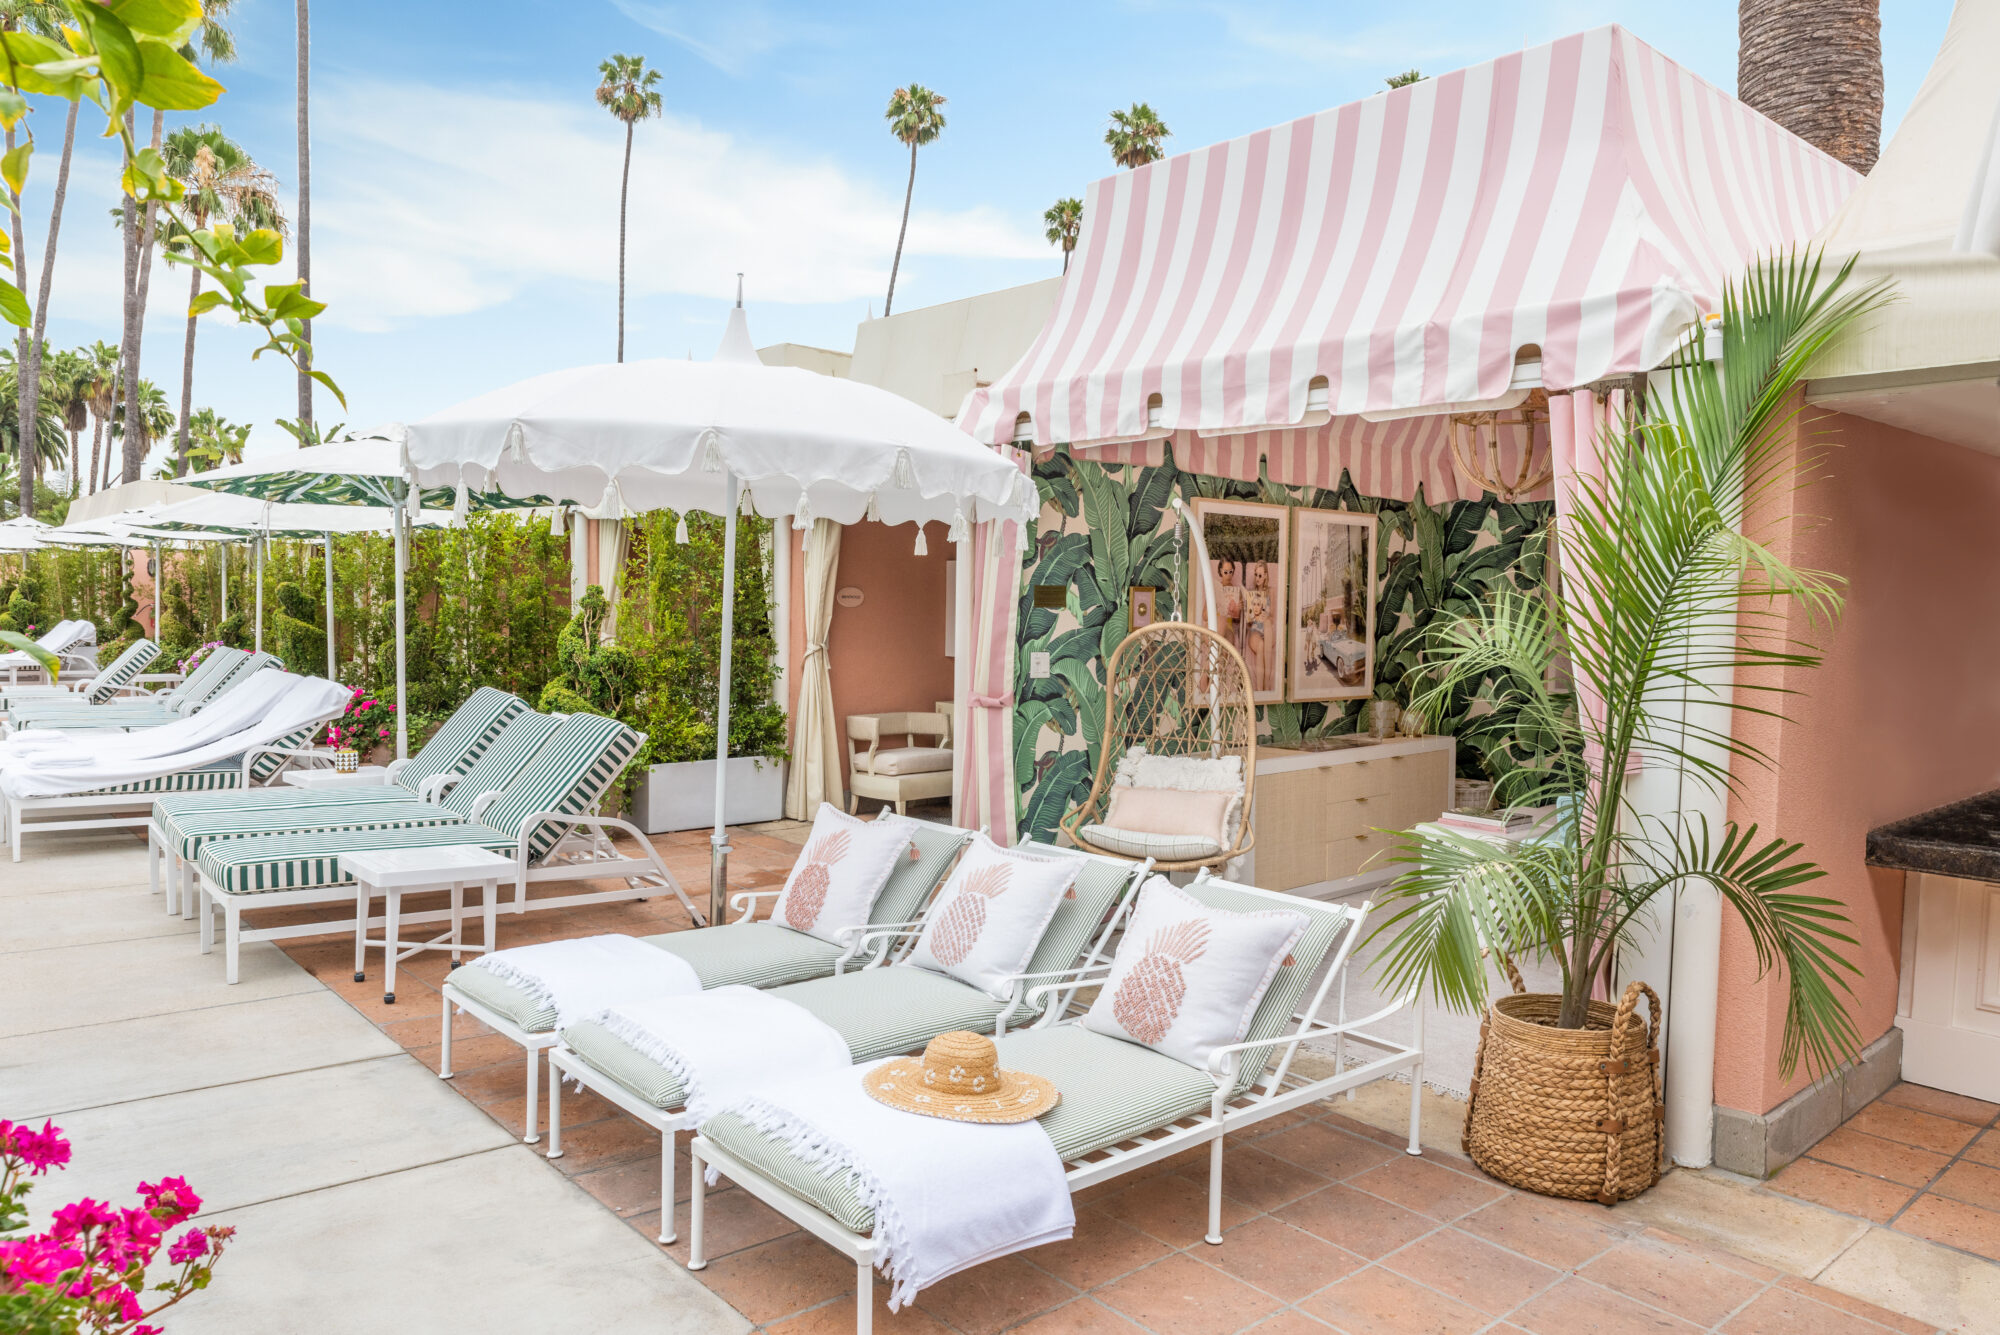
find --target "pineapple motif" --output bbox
[930,863,1012,965]
[1112,920,1211,1044]
[784,829,852,931]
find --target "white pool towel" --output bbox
[2,669,291,764]
[594,985,847,1124]
[465,934,700,1030]
[726,1062,1074,1310]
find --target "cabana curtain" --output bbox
[784,519,844,819]
[953,509,1025,846]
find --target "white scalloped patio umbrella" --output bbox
[403,296,1031,920]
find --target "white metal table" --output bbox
[346,845,516,1004]
[283,765,391,790]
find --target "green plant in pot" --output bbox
[1368,253,1888,1203]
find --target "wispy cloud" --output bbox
[305,78,1041,332]
[606,0,838,76]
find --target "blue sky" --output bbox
[23,0,1956,470]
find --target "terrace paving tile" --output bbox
[1815,1222,2000,1335]
[1458,1192,1635,1270]
[1241,1313,1337,1334]
[1932,1160,2000,1213]
[1893,1192,2000,1263]
[1090,1170,1258,1247]
[1382,1226,1563,1315]
[696,1232,858,1325]
[1969,1131,2000,1169]
[1507,1276,1703,1334]
[1024,1211,1174,1291]
[1574,1237,1769,1327]
[1846,1102,1982,1157]
[0,930,317,1037]
[1878,1082,2000,1127]
[1718,1285,1908,1335]
[1203,1215,1366,1301]
[1348,1153,1509,1221]
[1771,1276,1936,1335]
[1274,1183,1439,1259]
[1765,1158,1920,1223]
[1301,1265,1490,1335]
[1095,1252,1280,1335]
[913,1253,1077,1335]
[1802,1128,1954,1189]
[1256,1118,1405,1180]
[1189,1143,1330,1212]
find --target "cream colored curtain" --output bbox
[784,518,844,819]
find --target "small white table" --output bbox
[346,846,516,1004]
[284,765,391,790]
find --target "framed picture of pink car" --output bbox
[1288,508,1376,702]
[1187,497,1288,704]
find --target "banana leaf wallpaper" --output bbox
[1013,443,1558,846]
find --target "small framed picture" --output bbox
[1128,586,1158,631]
[1288,508,1376,701]
[1189,498,1289,704]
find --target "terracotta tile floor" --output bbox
[268,821,1940,1334]
[1765,1082,2000,1266]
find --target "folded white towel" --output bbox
[1,668,287,763]
[466,933,700,1030]
[725,1062,1074,1310]
[593,985,848,1124]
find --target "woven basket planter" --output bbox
[1463,981,1665,1203]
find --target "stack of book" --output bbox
[1436,805,1554,836]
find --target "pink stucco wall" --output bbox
[785,522,955,792]
[1718,408,2000,1114]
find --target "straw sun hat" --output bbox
[865,1031,1060,1124]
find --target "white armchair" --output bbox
[846,711,953,816]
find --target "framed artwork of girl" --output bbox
[1188,498,1289,703]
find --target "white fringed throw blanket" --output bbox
[466,934,700,1030]
[593,985,847,1123]
[724,1063,1074,1310]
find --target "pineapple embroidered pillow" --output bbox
[1082,878,1308,1074]
[907,835,1083,1000]
[770,804,916,947]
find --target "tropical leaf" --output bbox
[0,630,55,680]
[1021,748,1092,845]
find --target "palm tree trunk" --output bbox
[1739,0,1881,174]
[19,100,78,509]
[295,0,313,434]
[87,417,100,497]
[885,141,916,318]
[176,266,201,477]
[6,116,27,521]
[616,118,632,363]
[66,427,77,498]
[121,110,165,484]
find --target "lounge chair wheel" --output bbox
[353,971,365,982]
[383,992,395,1005]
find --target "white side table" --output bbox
[346,845,517,1004]
[284,765,391,790]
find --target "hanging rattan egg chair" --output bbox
[1060,621,1258,873]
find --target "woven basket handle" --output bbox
[1612,980,1661,1054]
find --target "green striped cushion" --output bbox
[188,652,282,716]
[390,687,526,796]
[246,720,335,783]
[87,761,242,796]
[1016,856,1139,1005]
[83,640,160,704]
[651,924,844,993]
[562,1015,691,1108]
[437,711,566,817]
[478,711,638,859]
[444,958,563,1032]
[198,820,516,895]
[158,796,470,862]
[702,1025,1216,1234]
[871,821,973,926]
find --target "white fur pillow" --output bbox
[907,835,1082,1000]
[770,804,914,946]
[1083,877,1307,1074]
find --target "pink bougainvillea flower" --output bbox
[0,1118,71,1174]
[139,1175,201,1226]
[166,1227,208,1266]
[49,1197,117,1242]
[378,727,388,737]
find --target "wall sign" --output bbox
[836,586,864,608]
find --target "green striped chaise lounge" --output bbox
[688,875,1425,1331]
[4,648,274,732]
[3,674,348,861]
[442,814,976,1145]
[146,686,530,915]
[542,845,1149,1244]
[194,711,699,985]
[0,639,162,712]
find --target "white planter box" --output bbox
[635,756,787,834]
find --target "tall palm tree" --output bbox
[0,347,66,484]
[882,84,946,318]
[295,0,312,436]
[594,54,664,364]
[1106,103,1170,169]
[81,341,118,497]
[1043,198,1083,274]
[39,347,86,495]
[163,126,285,476]
[1385,69,1425,89]
[120,0,238,486]
[1739,0,1881,174]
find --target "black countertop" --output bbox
[1866,790,2000,884]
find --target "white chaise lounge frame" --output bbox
[685,875,1426,1335]
[541,845,1153,1247]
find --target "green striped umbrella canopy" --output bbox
[129,494,452,540]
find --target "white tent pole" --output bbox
[709,470,740,927]
[324,530,336,679]
[253,536,264,654]
[219,545,228,627]
[394,487,409,760]
[151,543,160,639]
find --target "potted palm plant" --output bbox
[1369,253,1890,1203]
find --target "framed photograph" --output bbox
[1288,508,1376,702]
[1128,586,1159,631]
[1188,498,1289,703]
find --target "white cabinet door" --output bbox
[1898,873,2000,1101]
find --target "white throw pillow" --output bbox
[1083,877,1308,1074]
[907,834,1083,999]
[770,804,915,946]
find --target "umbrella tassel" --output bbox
[792,496,811,532]
[913,525,928,557]
[700,430,724,473]
[674,512,689,544]
[891,448,915,489]
[451,481,470,526]
[947,505,967,544]
[550,506,566,537]
[865,492,882,523]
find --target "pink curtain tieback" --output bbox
[969,693,1013,710]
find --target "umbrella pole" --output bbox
[709,471,740,927]
[324,531,336,680]
[253,537,264,654]
[394,489,409,760]
[220,546,228,628]
[151,543,160,640]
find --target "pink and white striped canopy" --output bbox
[960,25,1857,451]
